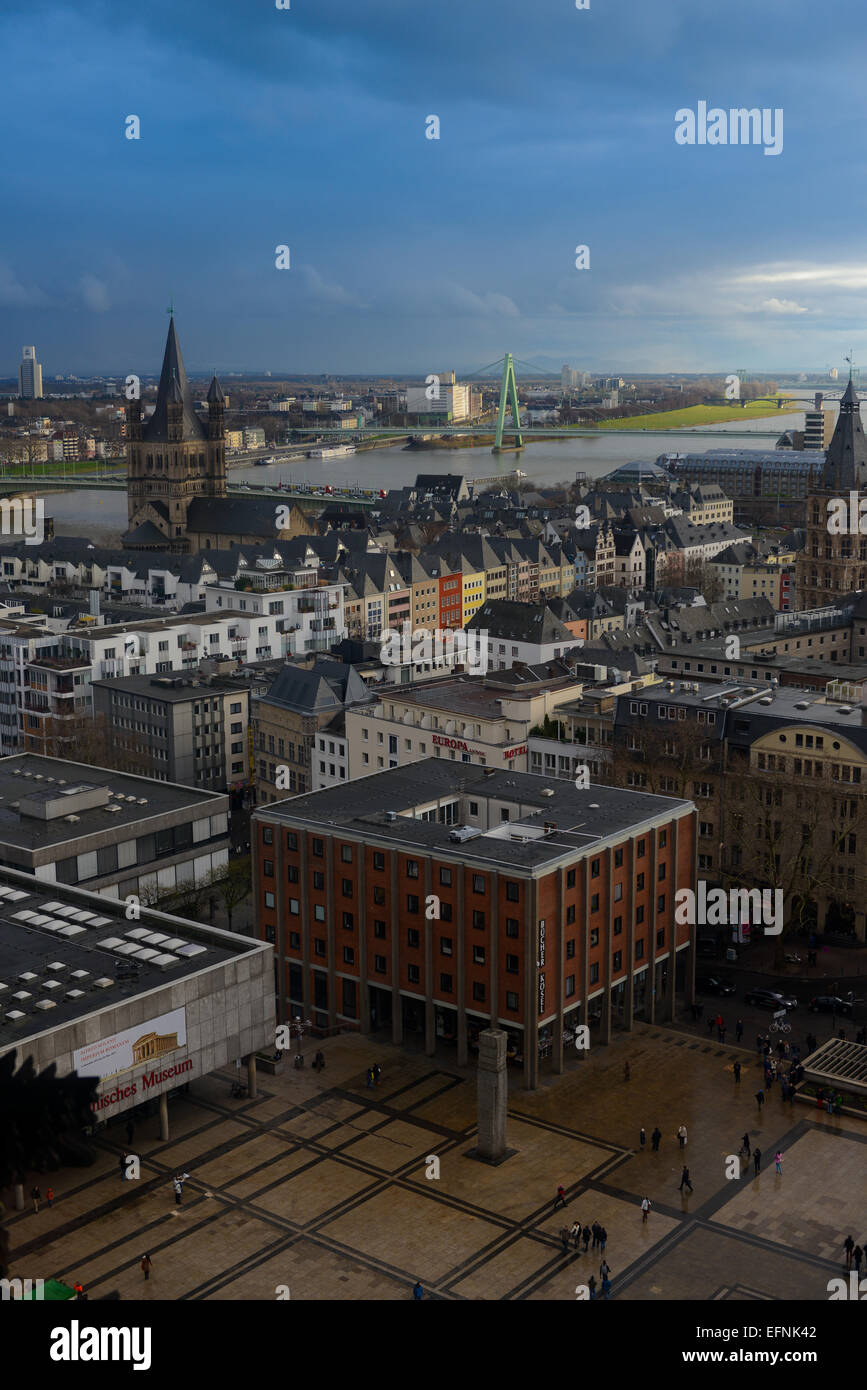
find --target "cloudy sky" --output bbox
[2,0,867,376]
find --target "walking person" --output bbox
[591,1221,601,1250]
[31,1185,41,1214]
[755,1088,764,1111]
[854,1246,864,1276]
[753,1148,762,1176]
[741,1132,751,1157]
[736,1019,744,1043]
[600,1274,612,1300]
[774,1151,783,1176]
[720,1024,727,1045]
[413,1281,423,1300]
[141,1254,152,1282]
[46,1187,55,1208]
[733,1061,741,1084]
[677,1124,687,1149]
[582,1224,591,1252]
[600,1258,610,1281]
[679,1165,693,1193]
[571,1220,581,1248]
[560,1226,571,1255]
[366,1066,374,1089]
[651,1126,662,1152]
[599,1225,608,1254]
[641,1196,652,1224]
[373,1063,382,1085]
[587,1275,597,1300]
[639,1126,646,1152]
[173,1175,184,1206]
[554,1184,567,1210]
[845,1235,855,1270]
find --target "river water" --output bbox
[43,410,808,545]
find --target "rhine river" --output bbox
[42,409,808,545]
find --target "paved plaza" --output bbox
[8,1027,865,1301]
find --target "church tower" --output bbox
[125,316,226,552]
[795,374,867,608]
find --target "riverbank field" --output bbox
[591,397,789,430]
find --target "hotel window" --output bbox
[506,918,519,937]
[637,839,645,858]
[342,911,354,930]
[614,848,623,867]
[313,871,325,890]
[473,874,485,894]
[439,867,452,885]
[263,860,274,877]
[591,859,600,878]
[373,851,385,871]
[408,964,420,984]
[374,885,386,905]
[657,895,666,912]
[314,938,326,957]
[614,883,622,902]
[635,940,645,960]
[590,894,599,913]
[340,845,353,863]
[440,937,453,956]
[374,955,387,974]
[264,892,275,909]
[566,939,575,959]
[263,826,273,845]
[473,945,485,965]
[314,905,325,922]
[566,904,575,924]
[659,830,667,848]
[656,928,665,947]
[312,837,324,857]
[289,900,299,915]
[636,905,645,923]
[287,865,299,883]
[658,863,666,881]
[506,880,519,902]
[506,953,519,973]
[589,962,599,984]
[636,873,645,890]
[440,973,453,993]
[343,946,355,965]
[566,868,576,888]
[342,878,353,897]
[407,894,419,913]
[472,910,485,930]
[613,950,622,971]
[440,901,453,921]
[408,928,420,948]
[374,919,386,938]
[565,975,575,997]
[472,982,486,1002]
[289,931,301,949]
[506,991,519,1012]
[590,928,599,947]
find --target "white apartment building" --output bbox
[204,578,345,657]
[406,373,471,421]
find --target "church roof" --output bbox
[142,317,208,444]
[822,374,867,491]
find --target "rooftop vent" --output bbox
[385,810,397,822]
[540,788,555,797]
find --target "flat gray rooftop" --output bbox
[91,671,243,701]
[0,754,224,852]
[256,760,692,870]
[0,870,255,1039]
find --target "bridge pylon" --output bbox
[493,353,524,454]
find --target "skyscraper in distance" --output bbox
[18,346,43,399]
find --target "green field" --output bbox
[589,399,787,431]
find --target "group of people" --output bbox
[738,1134,784,1175]
[637,1124,687,1155]
[705,1013,742,1045]
[558,1217,609,1255]
[844,1237,866,1273]
[30,1185,54,1213]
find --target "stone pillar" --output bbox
[14,1182,24,1211]
[159,1091,169,1142]
[247,1053,258,1100]
[476,1029,508,1162]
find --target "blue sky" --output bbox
[3,0,867,376]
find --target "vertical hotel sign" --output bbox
[538,918,545,1014]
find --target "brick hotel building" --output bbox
[252,763,697,1088]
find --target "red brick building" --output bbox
[253,762,697,1088]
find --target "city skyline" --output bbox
[3,0,867,374]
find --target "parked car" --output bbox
[744,987,798,1010]
[696,975,736,997]
[809,994,853,1016]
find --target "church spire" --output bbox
[143,316,207,443]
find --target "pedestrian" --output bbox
[554,1184,567,1209]
[854,1246,864,1275]
[641,1196,652,1223]
[31,1185,41,1213]
[639,1126,646,1151]
[571,1221,581,1248]
[599,1226,608,1254]
[313,1050,325,1072]
[753,1148,762,1175]
[774,1151,783,1175]
[560,1226,571,1255]
[679,1165,693,1193]
[587,1275,597,1300]
[720,1025,727,1044]
[736,1019,744,1043]
[651,1126,662,1152]
[844,1235,855,1269]
[755,1089,764,1110]
[46,1187,54,1208]
[582,1224,591,1252]
[591,1221,601,1249]
[413,1280,423,1300]
[623,1062,630,1082]
[600,1274,612,1300]
[366,1066,374,1089]
[126,1119,135,1146]
[600,1259,610,1280]
[173,1176,183,1206]
[741,1132,751,1157]
[733,1061,741,1084]
[73,1282,84,1299]
[677,1124,687,1149]
[373,1063,381,1085]
[141,1254,152,1282]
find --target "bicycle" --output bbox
[769,1021,791,1034]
